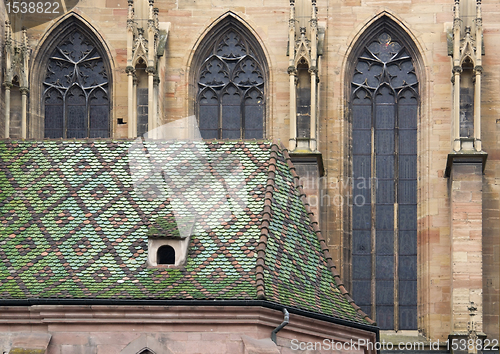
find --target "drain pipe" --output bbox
[271,308,289,344]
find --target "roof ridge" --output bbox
[281,148,376,326]
[254,143,281,300]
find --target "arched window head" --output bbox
[194,20,267,139]
[43,24,110,138]
[349,25,419,331]
[138,349,154,354]
[157,245,175,265]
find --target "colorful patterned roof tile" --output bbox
[0,140,373,325]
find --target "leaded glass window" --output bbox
[44,30,110,138]
[350,31,418,330]
[196,27,265,139]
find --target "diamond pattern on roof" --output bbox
[0,140,371,325]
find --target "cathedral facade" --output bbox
[0,0,498,348]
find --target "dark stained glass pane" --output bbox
[89,89,109,138]
[399,104,418,129]
[352,280,371,306]
[353,230,371,255]
[399,281,417,305]
[244,88,264,139]
[376,305,394,330]
[137,88,148,137]
[399,231,417,255]
[66,87,86,138]
[376,281,394,305]
[376,255,394,280]
[353,205,371,230]
[297,114,310,139]
[460,85,474,138]
[353,180,371,205]
[222,86,241,138]
[399,255,417,280]
[376,180,394,204]
[375,105,395,129]
[352,130,371,154]
[44,89,64,138]
[399,130,417,154]
[399,205,417,230]
[353,255,372,280]
[376,231,394,255]
[200,129,218,140]
[222,106,241,130]
[375,130,394,154]
[399,180,417,204]
[376,155,394,179]
[222,128,241,139]
[89,106,109,138]
[376,205,394,230]
[244,102,263,137]
[352,104,372,129]
[399,155,417,179]
[399,306,417,330]
[353,155,371,178]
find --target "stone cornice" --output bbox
[0,305,377,347]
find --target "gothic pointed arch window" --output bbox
[42,23,110,138]
[194,20,267,139]
[349,26,419,330]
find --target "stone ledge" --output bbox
[444,151,488,178]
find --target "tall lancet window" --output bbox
[195,22,266,139]
[43,29,110,138]
[350,30,418,330]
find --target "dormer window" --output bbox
[146,214,194,268]
[157,245,175,265]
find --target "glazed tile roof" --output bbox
[0,140,373,325]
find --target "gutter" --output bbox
[0,298,379,334]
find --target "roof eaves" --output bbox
[254,143,281,300]
[281,149,376,326]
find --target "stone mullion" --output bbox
[370,89,376,323]
[394,94,400,332]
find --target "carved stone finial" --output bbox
[290,0,295,5]
[300,27,306,36]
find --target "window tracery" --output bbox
[350,31,418,330]
[44,30,110,138]
[196,27,265,139]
